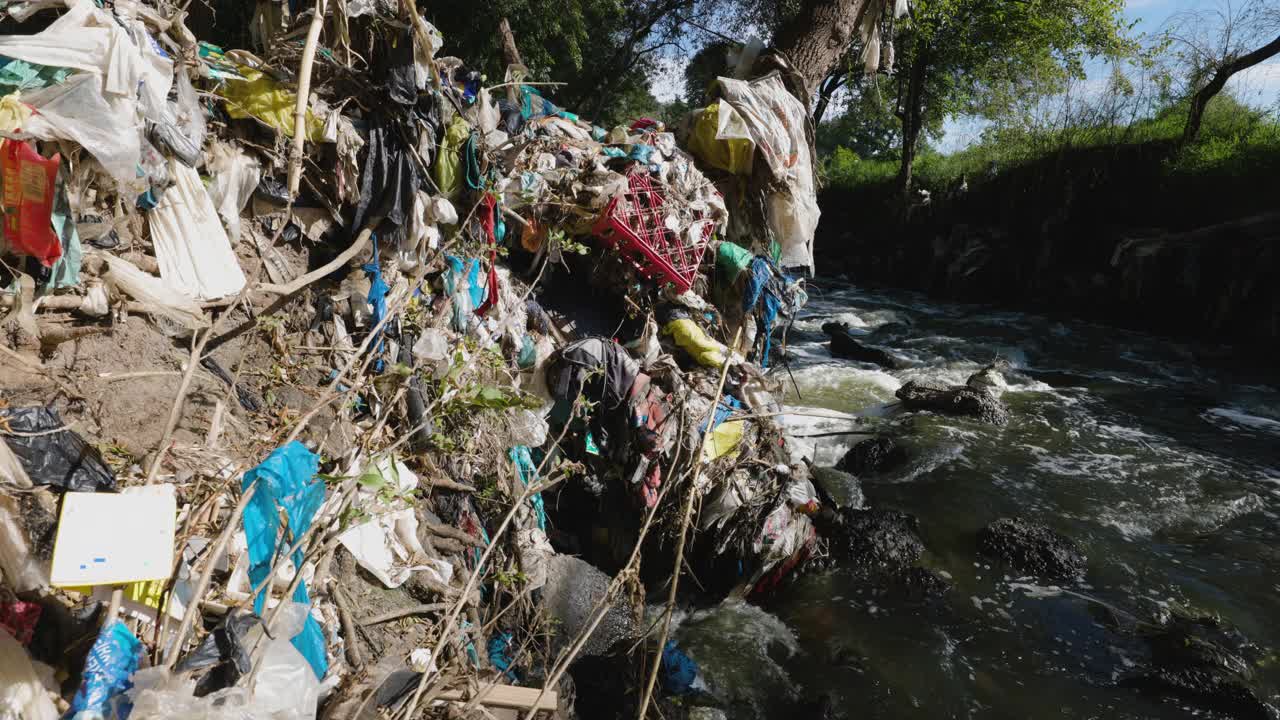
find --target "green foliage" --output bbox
[823,92,1280,195]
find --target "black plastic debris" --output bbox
[174,609,261,696]
[0,407,116,492]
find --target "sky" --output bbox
[650,0,1280,153]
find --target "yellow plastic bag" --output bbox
[434,115,470,199]
[702,420,745,461]
[664,318,730,368]
[0,93,31,132]
[687,103,754,176]
[218,66,325,141]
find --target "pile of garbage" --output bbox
[0,1,834,718]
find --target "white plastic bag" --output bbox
[0,631,58,720]
[253,603,320,720]
[149,161,247,300]
[205,143,262,243]
[101,252,208,329]
[0,438,31,489]
[22,74,142,188]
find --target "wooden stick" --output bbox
[288,0,328,199]
[635,326,741,720]
[163,483,258,668]
[145,327,214,485]
[360,603,450,626]
[334,587,364,669]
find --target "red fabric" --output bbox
[1,139,61,267]
[475,194,500,316]
[0,599,42,645]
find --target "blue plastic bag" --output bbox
[66,621,142,719]
[241,442,329,680]
[660,640,698,695]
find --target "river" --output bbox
[670,281,1280,719]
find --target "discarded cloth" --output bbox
[149,160,247,300]
[241,442,329,679]
[0,598,41,645]
[46,170,83,289]
[0,406,116,491]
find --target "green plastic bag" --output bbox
[434,115,471,199]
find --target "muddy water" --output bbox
[673,282,1280,719]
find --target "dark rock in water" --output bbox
[886,566,952,603]
[541,555,638,659]
[1124,613,1274,720]
[810,466,865,509]
[872,321,911,338]
[895,379,1009,425]
[977,517,1086,580]
[821,508,925,572]
[823,322,902,369]
[836,436,908,477]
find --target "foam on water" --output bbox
[1203,407,1280,434]
[672,599,801,713]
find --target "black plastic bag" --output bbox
[0,407,116,492]
[174,610,260,696]
[352,113,417,242]
[378,27,418,107]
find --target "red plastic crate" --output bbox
[592,172,717,293]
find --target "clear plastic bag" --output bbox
[252,602,320,720]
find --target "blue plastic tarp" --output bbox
[241,441,329,680]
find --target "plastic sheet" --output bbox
[47,170,83,289]
[1,140,61,267]
[687,103,754,175]
[101,252,209,329]
[0,629,58,720]
[149,160,247,301]
[0,437,31,489]
[0,406,116,491]
[434,115,470,199]
[0,0,172,186]
[205,142,262,243]
[352,113,418,241]
[241,442,329,680]
[337,457,429,589]
[21,71,142,186]
[661,641,699,695]
[218,66,325,141]
[252,603,320,720]
[148,70,205,167]
[67,621,143,720]
[0,494,46,592]
[713,73,820,272]
[664,319,730,368]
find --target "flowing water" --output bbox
[672,282,1280,719]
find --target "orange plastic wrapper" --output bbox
[1,139,61,267]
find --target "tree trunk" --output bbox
[897,41,928,195]
[1183,32,1280,146]
[498,18,523,104]
[773,0,883,103]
